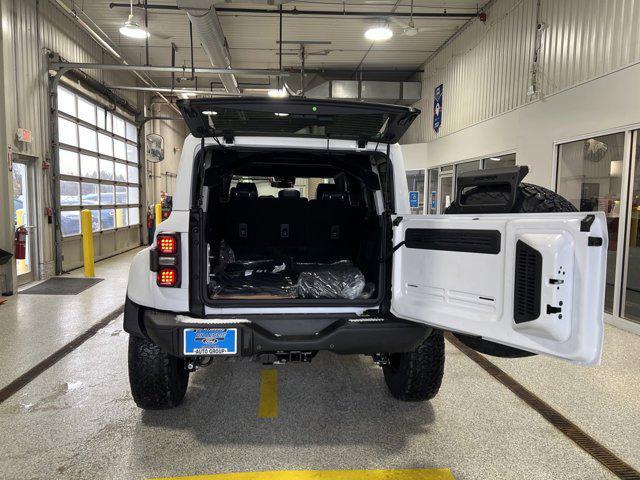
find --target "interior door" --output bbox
[12,159,37,285]
[391,212,608,365]
[438,174,453,213]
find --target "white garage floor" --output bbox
[0,250,638,480]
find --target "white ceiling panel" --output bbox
[55,0,489,88]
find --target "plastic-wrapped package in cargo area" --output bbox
[296,260,368,300]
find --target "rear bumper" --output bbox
[124,298,431,357]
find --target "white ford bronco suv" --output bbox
[125,98,607,409]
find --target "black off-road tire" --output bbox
[446,182,577,358]
[383,330,445,401]
[128,335,190,409]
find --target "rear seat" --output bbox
[225,182,357,261]
[225,182,258,247]
[308,184,352,256]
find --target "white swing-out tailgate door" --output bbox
[391,212,608,365]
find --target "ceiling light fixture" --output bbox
[120,0,150,39]
[268,88,288,98]
[274,112,289,117]
[203,110,218,115]
[364,23,393,41]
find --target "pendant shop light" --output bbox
[120,0,150,39]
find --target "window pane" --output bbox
[106,112,113,133]
[128,186,139,204]
[624,131,640,322]
[129,207,140,225]
[127,165,139,184]
[58,117,78,146]
[100,208,115,230]
[100,184,114,205]
[115,185,128,204]
[406,170,425,214]
[557,133,625,313]
[81,182,99,205]
[126,143,138,163]
[99,159,114,180]
[484,153,516,169]
[80,154,99,179]
[98,133,113,156]
[115,207,128,227]
[60,180,80,205]
[77,97,96,125]
[456,160,481,175]
[61,210,80,236]
[57,87,76,117]
[428,168,438,214]
[90,209,100,232]
[113,139,126,160]
[114,162,127,182]
[96,107,106,130]
[59,149,79,176]
[126,122,137,142]
[113,116,125,137]
[78,125,97,152]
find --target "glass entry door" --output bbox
[623,131,640,322]
[439,174,454,213]
[556,133,626,313]
[12,158,36,285]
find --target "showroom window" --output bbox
[406,170,426,214]
[482,153,516,169]
[556,133,625,314]
[56,86,141,237]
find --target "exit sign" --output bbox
[17,128,32,143]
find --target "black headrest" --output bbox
[278,189,300,199]
[316,184,339,200]
[233,182,258,198]
[322,192,347,202]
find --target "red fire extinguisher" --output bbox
[14,226,28,260]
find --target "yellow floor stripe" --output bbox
[151,468,454,480]
[257,369,278,418]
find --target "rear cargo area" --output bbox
[200,147,384,304]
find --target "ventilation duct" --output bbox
[306,80,421,105]
[177,0,240,94]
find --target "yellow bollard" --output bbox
[81,209,95,277]
[155,202,162,226]
[115,208,123,228]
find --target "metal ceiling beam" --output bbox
[108,3,476,18]
[49,62,289,77]
[107,85,238,95]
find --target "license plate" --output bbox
[183,328,237,355]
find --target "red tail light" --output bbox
[157,267,178,287]
[157,234,178,254]
[153,232,181,287]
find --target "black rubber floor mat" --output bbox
[21,277,104,295]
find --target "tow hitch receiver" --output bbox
[256,351,315,365]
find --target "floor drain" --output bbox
[446,333,640,480]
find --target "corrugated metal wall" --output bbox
[9,0,138,161]
[3,0,140,274]
[403,0,640,144]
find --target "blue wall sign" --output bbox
[433,84,443,133]
[409,191,419,208]
[430,191,437,210]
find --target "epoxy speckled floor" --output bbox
[0,251,638,479]
[0,314,632,480]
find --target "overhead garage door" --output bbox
[56,85,141,272]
